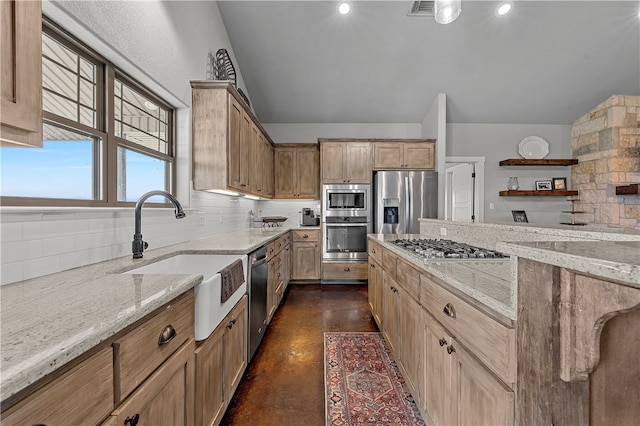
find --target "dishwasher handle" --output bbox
[252,255,268,267]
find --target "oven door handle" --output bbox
[323,223,368,227]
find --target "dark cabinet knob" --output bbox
[158,325,176,346]
[443,303,456,318]
[124,414,140,426]
[439,338,447,347]
[227,319,237,329]
[447,345,456,355]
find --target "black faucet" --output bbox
[132,190,186,258]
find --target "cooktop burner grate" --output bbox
[390,238,508,260]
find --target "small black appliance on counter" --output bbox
[301,208,320,226]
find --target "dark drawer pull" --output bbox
[158,325,177,346]
[303,234,309,238]
[447,345,456,355]
[344,267,350,271]
[124,414,140,426]
[227,319,237,329]
[439,338,447,347]
[443,303,456,318]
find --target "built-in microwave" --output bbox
[322,184,370,218]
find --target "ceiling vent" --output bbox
[408,1,435,17]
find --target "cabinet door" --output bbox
[249,122,262,194]
[266,257,279,322]
[297,147,320,198]
[373,143,404,169]
[455,339,514,426]
[1,347,114,426]
[227,96,243,190]
[291,241,320,280]
[422,313,455,426]
[382,272,400,356]
[0,0,42,147]
[321,142,346,183]
[404,142,435,169]
[239,111,252,190]
[344,142,371,183]
[263,139,274,198]
[224,297,248,400]
[274,147,295,198]
[194,324,225,426]
[110,340,195,426]
[398,287,421,399]
[368,259,383,328]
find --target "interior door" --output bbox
[446,163,474,222]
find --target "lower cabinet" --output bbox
[291,229,320,280]
[109,340,195,426]
[381,272,400,357]
[397,285,421,399]
[367,258,383,328]
[194,295,248,426]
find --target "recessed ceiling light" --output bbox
[337,2,351,16]
[496,1,513,16]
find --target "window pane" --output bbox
[42,32,97,128]
[0,123,100,200]
[114,78,169,153]
[117,146,169,202]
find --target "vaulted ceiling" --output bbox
[217,1,640,125]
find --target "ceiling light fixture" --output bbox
[496,1,513,16]
[337,2,351,16]
[434,0,461,24]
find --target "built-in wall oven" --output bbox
[322,184,371,261]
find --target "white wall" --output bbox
[446,123,573,224]
[421,94,447,218]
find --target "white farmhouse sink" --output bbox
[122,254,248,341]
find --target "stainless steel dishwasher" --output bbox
[248,246,268,360]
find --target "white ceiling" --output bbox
[217,1,640,125]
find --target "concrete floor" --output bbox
[221,283,378,426]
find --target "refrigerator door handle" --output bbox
[404,176,411,233]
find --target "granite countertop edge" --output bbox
[0,227,291,402]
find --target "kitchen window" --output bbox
[0,19,175,207]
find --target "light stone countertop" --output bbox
[368,234,515,324]
[0,227,291,402]
[497,240,640,286]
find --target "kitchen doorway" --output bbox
[444,157,485,222]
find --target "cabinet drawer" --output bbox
[382,249,397,279]
[2,347,114,426]
[368,240,382,264]
[322,262,368,280]
[420,275,515,385]
[116,291,195,400]
[396,258,420,301]
[292,229,319,242]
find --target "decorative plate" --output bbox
[518,136,549,159]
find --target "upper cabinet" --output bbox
[373,141,435,170]
[274,144,319,199]
[0,0,43,147]
[320,140,372,184]
[191,81,274,198]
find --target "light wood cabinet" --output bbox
[422,312,455,426]
[397,284,421,400]
[274,144,320,199]
[194,296,248,426]
[191,81,274,198]
[322,261,368,280]
[368,258,383,328]
[1,347,114,426]
[109,339,195,426]
[291,229,320,280]
[267,234,290,321]
[382,271,400,357]
[0,0,43,147]
[373,141,435,169]
[320,140,372,183]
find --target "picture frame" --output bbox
[552,177,567,190]
[535,180,553,191]
[512,210,528,223]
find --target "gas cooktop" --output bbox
[390,238,508,260]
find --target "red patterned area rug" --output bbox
[324,332,426,426]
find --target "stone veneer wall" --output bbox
[571,95,640,229]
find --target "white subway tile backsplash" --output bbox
[23,219,90,241]
[0,261,24,285]
[23,255,61,281]
[1,222,23,243]
[2,240,43,263]
[42,236,77,257]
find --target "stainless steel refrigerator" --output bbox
[373,170,438,234]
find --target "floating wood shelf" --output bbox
[499,190,579,197]
[499,159,578,166]
[560,222,588,226]
[615,184,639,195]
[562,211,586,214]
